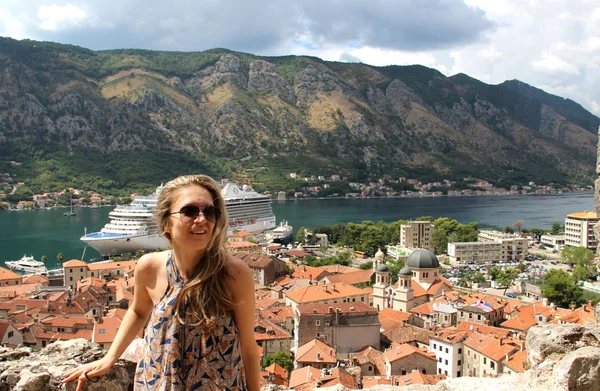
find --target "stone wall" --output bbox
[3,321,599,391]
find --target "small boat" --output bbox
[63,194,76,216]
[5,255,48,274]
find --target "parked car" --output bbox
[506,293,516,298]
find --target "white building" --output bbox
[429,330,465,378]
[565,212,598,250]
[540,235,566,252]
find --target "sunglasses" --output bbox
[170,204,218,223]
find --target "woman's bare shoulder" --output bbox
[226,254,251,279]
[135,250,170,276]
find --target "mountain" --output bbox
[0,37,598,195]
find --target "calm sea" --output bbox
[0,192,594,269]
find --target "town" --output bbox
[0,162,593,210]
[0,210,596,389]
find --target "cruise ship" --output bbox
[81,182,277,257]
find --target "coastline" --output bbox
[273,189,594,202]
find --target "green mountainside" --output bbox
[0,37,598,195]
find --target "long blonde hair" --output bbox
[155,174,235,332]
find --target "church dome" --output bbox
[399,266,412,276]
[376,263,389,272]
[374,248,385,261]
[406,249,439,269]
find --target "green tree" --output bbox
[296,227,308,244]
[472,272,486,284]
[541,269,583,308]
[550,222,562,235]
[41,255,48,265]
[57,252,64,263]
[416,216,434,222]
[263,351,294,373]
[387,258,405,284]
[571,264,591,283]
[561,246,594,267]
[488,266,502,281]
[497,268,520,294]
[360,261,373,270]
[503,225,514,234]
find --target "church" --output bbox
[372,249,453,312]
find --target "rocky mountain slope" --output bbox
[0,37,598,191]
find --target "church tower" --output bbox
[372,262,390,311]
[373,248,385,271]
[393,266,414,312]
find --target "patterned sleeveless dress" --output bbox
[134,255,247,390]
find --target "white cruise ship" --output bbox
[81,182,277,257]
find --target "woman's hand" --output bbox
[61,357,114,391]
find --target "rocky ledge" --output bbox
[1,323,599,391]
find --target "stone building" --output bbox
[294,302,380,358]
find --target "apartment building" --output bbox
[448,237,527,264]
[565,211,598,249]
[400,221,435,252]
[447,242,501,264]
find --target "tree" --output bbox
[296,227,308,244]
[416,216,434,222]
[571,264,591,283]
[472,272,486,284]
[503,226,514,234]
[512,220,524,234]
[57,252,64,263]
[497,268,520,294]
[541,269,583,308]
[550,222,562,235]
[488,266,502,281]
[263,351,294,373]
[360,261,373,270]
[41,255,48,265]
[561,246,595,267]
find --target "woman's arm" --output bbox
[62,253,161,389]
[228,257,261,391]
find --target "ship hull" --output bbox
[80,233,170,257]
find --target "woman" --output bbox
[62,175,260,391]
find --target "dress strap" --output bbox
[166,251,184,285]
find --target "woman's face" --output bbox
[166,184,217,252]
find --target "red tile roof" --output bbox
[348,345,386,375]
[296,338,336,364]
[297,301,376,315]
[0,267,23,281]
[285,283,366,304]
[384,343,436,363]
[464,332,518,362]
[292,265,328,281]
[395,371,446,386]
[254,317,292,342]
[62,260,87,268]
[326,269,373,285]
[382,323,432,346]
[504,350,528,373]
[289,366,322,389]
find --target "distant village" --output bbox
[0,212,597,389]
[0,164,593,210]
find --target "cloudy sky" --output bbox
[1,0,598,115]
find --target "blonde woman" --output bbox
[63,175,260,391]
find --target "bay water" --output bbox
[0,192,593,269]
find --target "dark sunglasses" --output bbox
[170,204,218,223]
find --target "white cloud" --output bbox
[0,0,598,115]
[532,54,580,76]
[37,3,88,31]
